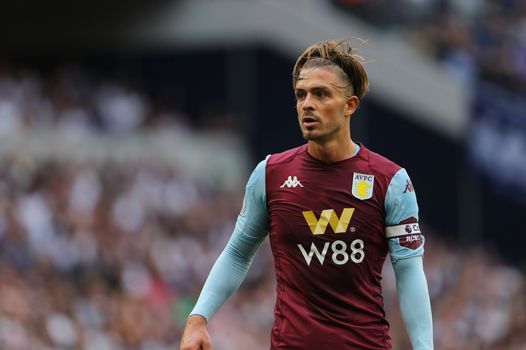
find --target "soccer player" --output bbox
[180,39,433,349]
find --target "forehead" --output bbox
[295,67,345,89]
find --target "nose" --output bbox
[302,93,315,111]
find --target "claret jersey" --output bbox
[190,142,426,350]
[265,144,423,349]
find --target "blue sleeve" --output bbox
[386,169,433,349]
[392,257,434,349]
[385,168,424,264]
[190,157,269,320]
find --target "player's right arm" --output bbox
[179,158,269,350]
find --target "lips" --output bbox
[302,116,318,123]
[302,116,319,130]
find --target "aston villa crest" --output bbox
[352,172,374,200]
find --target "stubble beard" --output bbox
[301,122,341,143]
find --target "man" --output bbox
[180,39,433,349]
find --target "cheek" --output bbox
[323,105,338,118]
[331,101,346,116]
[296,102,303,114]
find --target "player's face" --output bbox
[294,67,357,143]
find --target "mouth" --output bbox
[302,116,319,126]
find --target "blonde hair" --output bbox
[292,39,369,99]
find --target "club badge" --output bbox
[352,172,374,200]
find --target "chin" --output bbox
[301,128,316,139]
[303,133,320,141]
[302,131,313,139]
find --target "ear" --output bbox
[344,96,360,118]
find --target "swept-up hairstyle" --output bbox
[292,39,369,99]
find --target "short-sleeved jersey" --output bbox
[265,144,420,349]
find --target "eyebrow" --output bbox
[294,84,331,92]
[296,84,330,90]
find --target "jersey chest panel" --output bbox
[266,153,389,296]
[264,146,399,349]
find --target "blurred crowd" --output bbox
[336,0,526,94]
[0,62,192,136]
[1,154,525,350]
[0,154,245,349]
[0,64,525,349]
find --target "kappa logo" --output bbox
[280,176,304,188]
[403,180,414,193]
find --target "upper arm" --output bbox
[228,156,270,257]
[385,168,425,264]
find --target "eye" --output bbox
[316,90,328,98]
[295,91,306,100]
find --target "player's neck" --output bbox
[307,138,357,164]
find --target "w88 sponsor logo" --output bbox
[297,239,365,266]
[299,208,365,266]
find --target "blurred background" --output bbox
[0,0,525,349]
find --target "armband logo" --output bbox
[405,223,420,234]
[399,234,423,250]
